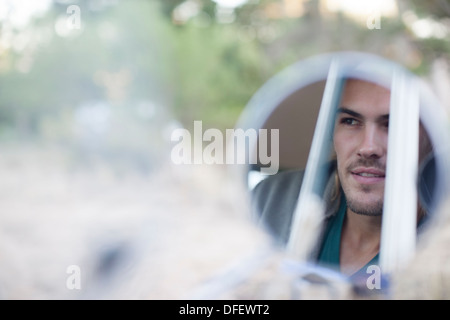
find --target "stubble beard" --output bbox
[339,160,385,217]
[345,191,383,216]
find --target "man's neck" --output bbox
[339,209,382,276]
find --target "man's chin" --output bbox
[346,197,383,216]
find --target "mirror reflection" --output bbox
[242,52,450,290]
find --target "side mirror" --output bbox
[235,51,450,288]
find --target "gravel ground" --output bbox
[2,143,450,300]
[0,143,272,299]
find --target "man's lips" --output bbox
[350,167,385,184]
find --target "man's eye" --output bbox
[341,118,359,126]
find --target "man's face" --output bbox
[333,79,390,216]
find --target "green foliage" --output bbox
[408,0,450,19]
[170,21,267,130]
[0,0,449,141]
[0,1,175,139]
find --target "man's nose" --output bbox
[357,125,384,159]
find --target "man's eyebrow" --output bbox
[336,107,390,121]
[336,107,361,118]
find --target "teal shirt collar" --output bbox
[317,195,379,275]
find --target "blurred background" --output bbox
[1,0,450,140]
[0,0,450,299]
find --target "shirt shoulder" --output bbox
[251,169,305,244]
